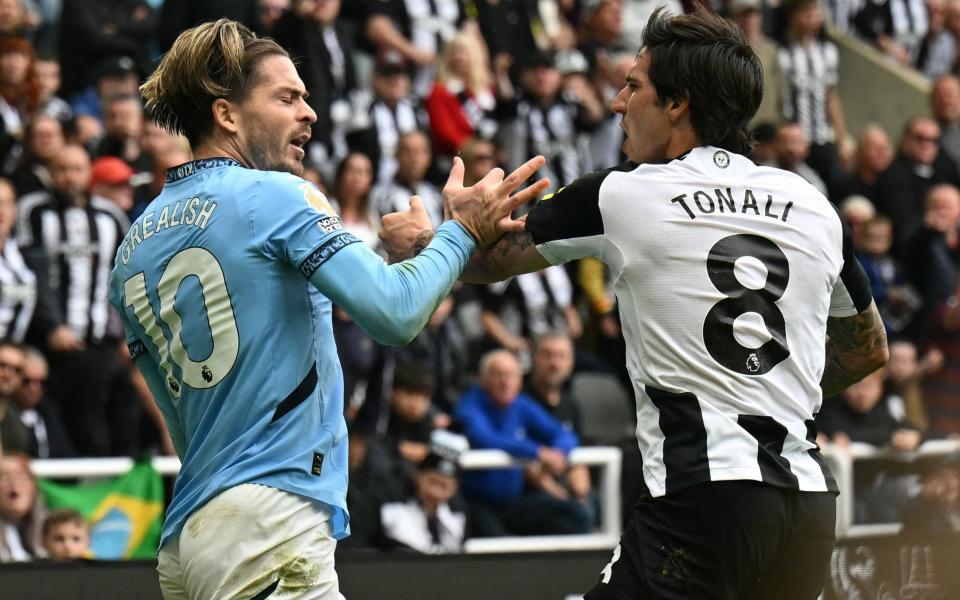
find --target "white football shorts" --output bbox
[157,483,345,600]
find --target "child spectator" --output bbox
[0,452,45,561]
[385,362,449,466]
[379,432,469,553]
[855,215,923,333]
[41,508,89,560]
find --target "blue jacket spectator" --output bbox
[454,349,589,537]
[456,384,577,504]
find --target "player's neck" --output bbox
[191,138,249,169]
[665,133,701,160]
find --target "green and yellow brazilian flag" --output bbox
[38,461,164,559]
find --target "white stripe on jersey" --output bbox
[90,212,119,341]
[63,207,92,338]
[40,210,61,293]
[0,239,36,342]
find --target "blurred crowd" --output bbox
[0,0,959,561]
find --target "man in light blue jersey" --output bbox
[109,19,547,600]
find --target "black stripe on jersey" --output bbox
[738,414,800,488]
[830,204,873,312]
[645,385,710,494]
[271,362,319,423]
[805,419,839,493]
[57,208,70,337]
[525,162,637,246]
[299,232,361,279]
[84,207,100,341]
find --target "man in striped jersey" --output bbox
[385,8,888,599]
[16,144,130,456]
[778,0,849,192]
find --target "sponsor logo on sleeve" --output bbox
[317,216,343,234]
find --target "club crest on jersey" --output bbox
[746,353,761,373]
[713,150,730,169]
[300,182,334,215]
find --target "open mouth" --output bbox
[289,133,310,156]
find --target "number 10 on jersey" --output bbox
[123,247,240,397]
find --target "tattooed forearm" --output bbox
[460,230,549,283]
[413,229,435,255]
[492,230,535,258]
[820,301,889,397]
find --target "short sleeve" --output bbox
[525,163,635,265]
[249,173,360,278]
[828,207,873,317]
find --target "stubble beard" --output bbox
[246,126,304,176]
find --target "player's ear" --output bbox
[667,94,689,123]
[211,98,240,135]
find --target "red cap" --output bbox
[90,157,134,187]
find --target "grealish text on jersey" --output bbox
[119,197,219,264]
[670,188,794,222]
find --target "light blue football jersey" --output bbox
[109,157,474,549]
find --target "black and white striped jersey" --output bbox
[526,147,874,496]
[0,238,37,343]
[500,95,593,193]
[778,39,839,146]
[16,192,129,344]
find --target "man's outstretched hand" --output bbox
[444,155,549,248]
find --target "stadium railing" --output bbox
[29,445,623,554]
[821,439,960,539]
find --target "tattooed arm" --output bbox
[460,227,552,283]
[821,300,889,397]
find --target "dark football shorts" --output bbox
[585,480,836,600]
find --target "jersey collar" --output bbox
[165,157,243,184]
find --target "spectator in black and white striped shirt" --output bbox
[0,178,42,345]
[15,144,129,456]
[778,0,848,192]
